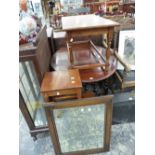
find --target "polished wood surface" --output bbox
[43,95,113,155]
[41,69,82,92]
[41,69,82,101]
[53,33,103,51]
[62,14,119,72]
[51,45,117,83]
[62,14,119,31]
[67,40,106,70]
[19,25,51,84]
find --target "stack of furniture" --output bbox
[39,14,120,154]
[19,25,52,84]
[52,14,119,82]
[19,13,135,153]
[19,25,52,139]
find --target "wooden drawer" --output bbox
[45,88,81,97]
[41,70,82,101]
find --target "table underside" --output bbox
[51,44,117,83]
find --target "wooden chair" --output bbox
[113,50,135,90]
[102,33,135,91]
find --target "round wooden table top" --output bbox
[51,45,117,83]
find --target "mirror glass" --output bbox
[53,104,105,152]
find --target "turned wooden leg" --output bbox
[105,29,113,72]
[77,89,82,99]
[68,43,73,64]
[67,34,73,65]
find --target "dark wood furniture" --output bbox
[51,45,117,83]
[19,25,51,139]
[19,14,135,144]
[56,14,120,83]
[53,31,103,51]
[19,25,51,84]
[102,39,135,90]
[41,69,82,102]
[110,29,135,90]
[43,95,113,155]
[114,51,135,90]
[62,14,119,72]
[99,18,135,90]
[67,40,107,70]
[19,91,49,139]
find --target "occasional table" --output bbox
[62,14,119,71]
[41,69,82,102]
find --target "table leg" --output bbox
[67,34,73,64]
[43,94,49,102]
[105,29,113,72]
[68,43,73,64]
[77,89,82,99]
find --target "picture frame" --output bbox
[43,95,113,155]
[117,30,135,70]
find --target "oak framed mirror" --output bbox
[43,95,113,155]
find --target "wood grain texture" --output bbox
[41,69,82,92]
[19,25,51,84]
[62,14,119,73]
[41,69,82,101]
[51,46,117,83]
[43,95,113,155]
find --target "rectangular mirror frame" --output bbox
[43,95,113,155]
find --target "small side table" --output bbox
[41,69,82,102]
[61,14,119,71]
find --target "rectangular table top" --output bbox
[62,14,119,31]
[41,69,82,92]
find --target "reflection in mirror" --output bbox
[53,104,105,153]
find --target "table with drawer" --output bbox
[41,69,82,102]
